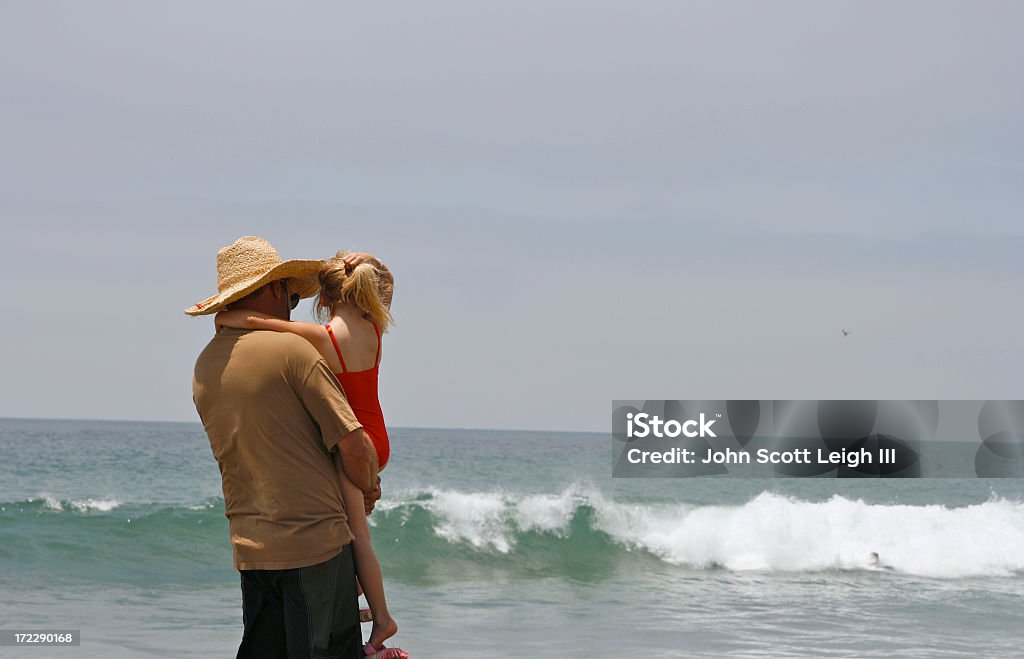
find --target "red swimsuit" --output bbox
[324,323,390,470]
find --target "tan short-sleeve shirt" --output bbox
[193,328,365,570]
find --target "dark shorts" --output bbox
[237,545,362,659]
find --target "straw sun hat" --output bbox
[184,236,322,316]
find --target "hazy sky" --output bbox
[2,2,1021,431]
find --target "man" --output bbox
[187,236,380,658]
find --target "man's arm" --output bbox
[299,357,380,500]
[334,427,379,494]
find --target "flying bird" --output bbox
[841,329,851,337]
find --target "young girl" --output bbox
[216,251,405,659]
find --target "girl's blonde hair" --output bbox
[315,251,395,331]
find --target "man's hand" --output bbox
[364,475,382,516]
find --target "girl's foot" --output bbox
[363,643,408,659]
[367,614,398,649]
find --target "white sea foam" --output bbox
[514,491,578,535]
[39,494,64,511]
[392,487,1024,577]
[408,486,585,552]
[69,498,122,513]
[424,489,517,552]
[594,491,1024,578]
[34,495,123,513]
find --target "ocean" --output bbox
[1,418,1023,658]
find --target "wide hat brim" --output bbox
[184,259,322,316]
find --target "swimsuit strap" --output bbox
[324,324,348,373]
[372,322,382,368]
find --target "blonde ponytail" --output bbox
[316,252,395,331]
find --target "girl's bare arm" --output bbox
[215,310,331,355]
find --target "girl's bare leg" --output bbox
[340,472,397,648]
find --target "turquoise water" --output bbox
[2,419,1023,657]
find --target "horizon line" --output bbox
[0,416,601,436]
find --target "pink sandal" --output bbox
[364,642,409,659]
